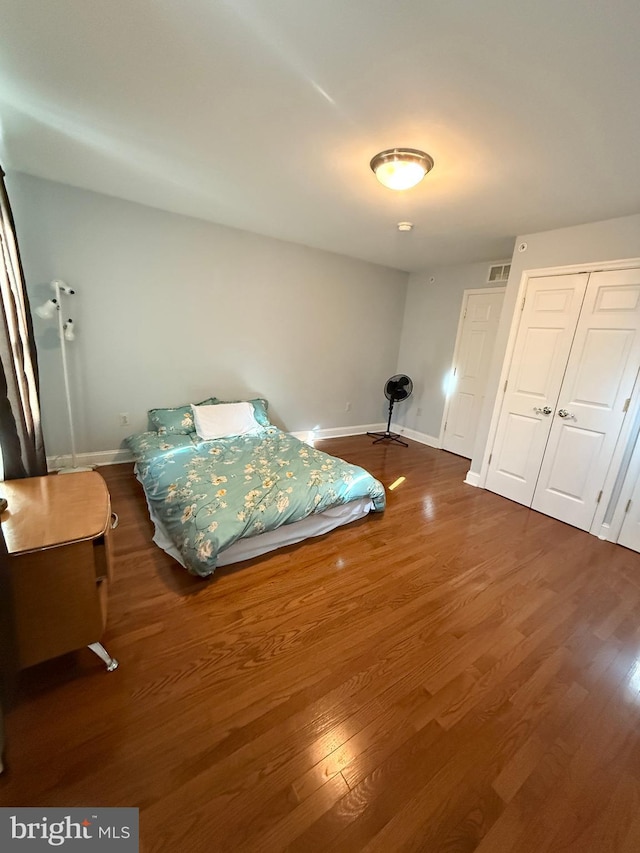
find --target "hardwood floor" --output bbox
[2,436,640,851]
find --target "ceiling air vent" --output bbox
[487,262,511,283]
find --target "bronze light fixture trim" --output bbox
[370,148,434,190]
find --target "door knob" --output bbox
[557,409,575,419]
[534,406,552,415]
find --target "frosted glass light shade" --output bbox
[370,148,434,191]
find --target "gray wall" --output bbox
[395,260,508,438]
[10,169,638,467]
[8,172,408,457]
[470,212,640,473]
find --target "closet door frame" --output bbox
[478,256,640,539]
[600,412,640,542]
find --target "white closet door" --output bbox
[443,289,504,459]
[532,269,640,530]
[485,274,589,505]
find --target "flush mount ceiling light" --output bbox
[370,148,434,191]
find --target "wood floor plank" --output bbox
[2,437,640,851]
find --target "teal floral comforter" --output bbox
[126,427,385,577]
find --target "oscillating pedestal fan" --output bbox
[367,374,414,447]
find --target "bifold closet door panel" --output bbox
[485,273,589,505]
[532,268,640,530]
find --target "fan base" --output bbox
[367,430,409,448]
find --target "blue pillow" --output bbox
[125,431,194,462]
[148,397,218,434]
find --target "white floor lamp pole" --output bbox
[36,280,93,474]
[55,281,77,470]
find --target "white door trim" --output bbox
[478,257,640,507]
[589,366,640,538]
[439,287,505,450]
[598,374,640,542]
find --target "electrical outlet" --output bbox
[345,401,351,412]
[119,412,130,426]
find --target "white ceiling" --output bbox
[1,0,639,273]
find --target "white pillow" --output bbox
[191,402,260,440]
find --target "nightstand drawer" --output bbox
[10,541,103,668]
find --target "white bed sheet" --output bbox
[136,467,373,568]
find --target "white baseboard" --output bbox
[47,422,444,470]
[390,424,441,448]
[47,424,388,470]
[47,448,134,472]
[464,470,481,487]
[290,423,386,441]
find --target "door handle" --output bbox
[557,409,575,419]
[534,406,552,415]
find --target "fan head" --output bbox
[385,374,413,402]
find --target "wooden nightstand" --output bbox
[0,471,118,672]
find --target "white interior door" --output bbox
[443,289,504,458]
[485,274,589,505]
[532,269,640,530]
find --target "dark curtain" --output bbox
[0,166,46,480]
[0,520,14,772]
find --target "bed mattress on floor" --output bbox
[126,426,385,576]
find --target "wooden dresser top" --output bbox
[0,471,110,555]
